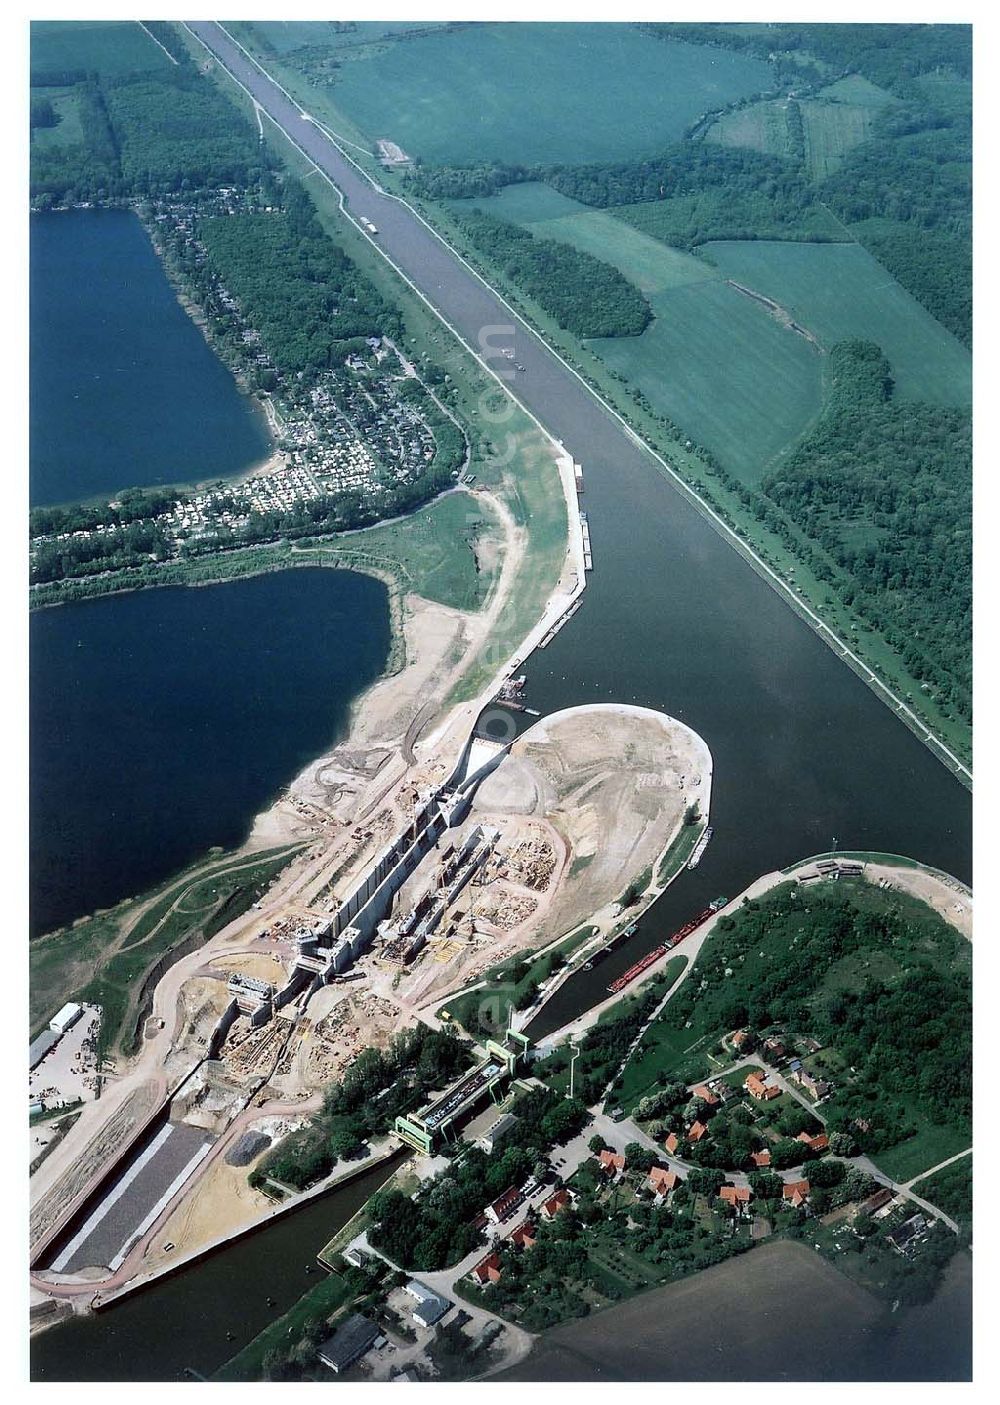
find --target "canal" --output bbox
[31,1155,404,1382]
[185,25,971,1037]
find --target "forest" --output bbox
[453,209,651,338]
[762,341,971,719]
[644,22,971,93]
[197,182,404,377]
[30,37,267,204]
[367,1087,588,1270]
[251,1025,473,1192]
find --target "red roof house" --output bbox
[783,1179,811,1207]
[687,1120,708,1143]
[599,1149,627,1176]
[510,1221,537,1251]
[719,1184,753,1210]
[486,1185,522,1224]
[540,1189,571,1220]
[648,1166,679,1198]
[471,1252,502,1285]
[691,1083,720,1107]
[750,1149,771,1168]
[664,1132,679,1155]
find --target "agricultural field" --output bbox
[453,184,827,484]
[800,76,899,179]
[30,20,171,81]
[252,19,447,54]
[706,75,898,179]
[702,240,972,406]
[591,278,825,484]
[29,87,84,149]
[459,185,717,296]
[273,23,774,166]
[704,99,796,159]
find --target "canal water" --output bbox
[30,208,271,507]
[30,569,391,937]
[31,1155,404,1382]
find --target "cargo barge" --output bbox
[606,898,727,994]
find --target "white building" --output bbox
[49,1003,82,1035]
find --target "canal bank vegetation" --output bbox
[438,925,596,1039]
[601,880,970,1176]
[215,1256,390,1381]
[535,959,687,1105]
[29,843,304,1059]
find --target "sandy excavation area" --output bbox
[473,704,711,943]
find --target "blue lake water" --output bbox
[29,208,271,506]
[30,571,390,936]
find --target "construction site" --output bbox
[30,701,710,1304]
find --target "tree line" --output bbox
[763,340,970,720]
[453,208,651,338]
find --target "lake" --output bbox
[30,208,271,507]
[30,569,390,936]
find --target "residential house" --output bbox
[796,1131,829,1153]
[887,1213,928,1254]
[691,1084,720,1108]
[764,1036,787,1060]
[664,1132,679,1155]
[599,1149,627,1177]
[471,1252,503,1286]
[540,1189,571,1220]
[687,1120,708,1143]
[648,1166,679,1200]
[745,1073,780,1102]
[510,1222,537,1251]
[718,1184,753,1214]
[728,1028,752,1051]
[750,1149,771,1169]
[486,1185,522,1224]
[783,1179,811,1207]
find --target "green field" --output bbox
[30,20,170,80]
[460,185,716,296]
[591,278,825,483]
[30,86,85,148]
[912,1154,972,1226]
[279,22,773,166]
[704,99,797,158]
[310,490,499,613]
[702,240,971,406]
[706,75,897,179]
